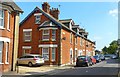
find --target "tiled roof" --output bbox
[1,2,23,13]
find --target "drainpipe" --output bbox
[11,12,16,71]
[58,27,61,66]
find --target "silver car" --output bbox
[17,54,44,67]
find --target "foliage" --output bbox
[102,40,118,54]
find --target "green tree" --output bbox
[102,40,118,54]
[102,46,108,54]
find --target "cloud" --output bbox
[109,9,118,19]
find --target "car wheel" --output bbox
[87,63,89,67]
[28,62,32,67]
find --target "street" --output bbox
[2,59,120,77]
[23,59,120,77]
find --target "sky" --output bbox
[16,2,118,51]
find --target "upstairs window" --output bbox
[0,10,4,28]
[42,29,49,41]
[35,15,40,24]
[23,29,32,42]
[52,30,56,41]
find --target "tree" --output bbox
[102,46,108,54]
[102,40,118,54]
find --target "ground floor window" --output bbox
[52,48,56,61]
[22,49,31,56]
[42,48,49,61]
[0,41,3,63]
[6,42,9,63]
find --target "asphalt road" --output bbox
[8,59,119,77]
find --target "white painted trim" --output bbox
[23,29,32,32]
[39,44,58,48]
[75,48,77,50]
[39,21,48,27]
[0,63,4,64]
[39,28,58,30]
[0,37,10,42]
[22,46,31,49]
[34,13,42,16]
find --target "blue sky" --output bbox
[16,2,118,51]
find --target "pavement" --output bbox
[2,64,75,76]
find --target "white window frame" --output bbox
[7,12,10,31]
[0,9,4,29]
[42,47,49,61]
[52,30,56,41]
[23,31,32,42]
[42,29,49,41]
[35,15,41,24]
[0,41,3,64]
[51,47,56,61]
[5,42,9,64]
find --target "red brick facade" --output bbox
[0,2,22,72]
[18,2,95,66]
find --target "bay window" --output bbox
[42,30,49,41]
[42,48,49,61]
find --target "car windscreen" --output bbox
[77,56,86,60]
[35,56,43,58]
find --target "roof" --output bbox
[59,19,72,23]
[20,6,95,44]
[1,2,23,13]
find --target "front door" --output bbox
[70,49,73,64]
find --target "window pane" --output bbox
[0,41,3,63]
[52,48,55,61]
[35,15,40,24]
[24,31,31,41]
[6,42,9,63]
[42,48,49,60]
[52,30,56,40]
[43,30,49,35]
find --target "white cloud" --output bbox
[109,9,118,19]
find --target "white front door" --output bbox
[70,49,73,64]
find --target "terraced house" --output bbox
[18,2,95,66]
[0,2,23,72]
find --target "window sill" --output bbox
[0,63,4,64]
[24,40,31,42]
[0,27,5,30]
[5,62,9,64]
[51,40,56,41]
[42,39,49,41]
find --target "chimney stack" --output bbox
[50,8,60,19]
[42,2,50,13]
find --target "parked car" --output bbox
[104,54,117,59]
[99,54,105,60]
[76,56,92,67]
[104,54,111,59]
[90,56,96,64]
[111,54,118,59]
[93,55,101,63]
[17,54,44,67]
